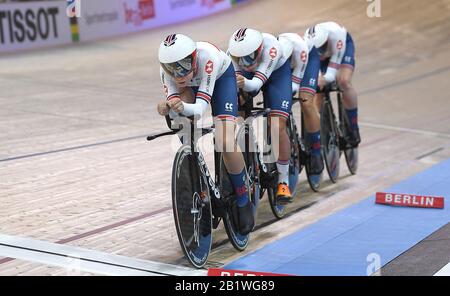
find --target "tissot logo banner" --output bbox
[0,1,71,53]
[1,0,233,51]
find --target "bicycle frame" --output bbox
[147,115,231,229]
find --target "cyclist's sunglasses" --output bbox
[237,45,263,68]
[163,56,194,78]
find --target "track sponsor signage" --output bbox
[375,192,445,209]
[0,1,71,53]
[77,0,231,42]
[1,0,233,52]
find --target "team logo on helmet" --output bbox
[205,60,214,74]
[163,34,177,47]
[301,51,307,63]
[337,40,343,50]
[269,47,277,59]
[234,28,247,42]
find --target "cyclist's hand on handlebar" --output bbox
[236,73,245,89]
[157,100,170,116]
[167,97,184,114]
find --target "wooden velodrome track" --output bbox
[0,0,449,275]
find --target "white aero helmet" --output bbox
[228,28,263,69]
[304,24,329,53]
[158,33,197,77]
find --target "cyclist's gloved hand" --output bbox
[167,97,184,114]
[157,100,170,116]
[236,73,245,89]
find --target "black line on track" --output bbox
[415,147,444,160]
[0,134,148,162]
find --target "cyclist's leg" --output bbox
[264,59,292,199]
[299,47,323,174]
[337,33,360,146]
[212,63,254,234]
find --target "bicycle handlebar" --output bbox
[147,114,214,142]
[146,130,179,141]
[317,82,341,94]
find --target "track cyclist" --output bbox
[278,32,323,174]
[228,28,293,204]
[304,22,361,147]
[156,33,254,235]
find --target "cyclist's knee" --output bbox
[300,92,315,109]
[270,115,287,130]
[337,77,353,91]
[214,120,236,152]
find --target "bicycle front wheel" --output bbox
[321,99,340,183]
[172,145,212,268]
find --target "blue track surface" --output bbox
[225,158,450,275]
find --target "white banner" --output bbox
[0,0,233,52]
[0,1,71,53]
[78,0,232,42]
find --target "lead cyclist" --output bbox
[156,34,254,235]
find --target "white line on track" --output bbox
[434,262,450,276]
[0,234,206,276]
[360,122,450,139]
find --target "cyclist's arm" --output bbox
[242,76,264,93]
[291,45,309,94]
[180,99,208,117]
[181,55,220,117]
[299,46,320,96]
[231,56,264,93]
[160,68,180,118]
[243,43,281,93]
[323,30,346,83]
